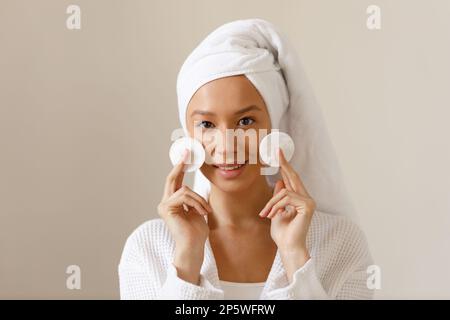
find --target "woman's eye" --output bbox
[238,117,254,126]
[197,120,215,129]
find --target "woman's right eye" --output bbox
[197,121,215,129]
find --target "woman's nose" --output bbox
[205,128,245,162]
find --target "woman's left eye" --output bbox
[238,117,254,126]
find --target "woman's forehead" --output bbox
[187,75,266,115]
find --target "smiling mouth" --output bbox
[212,160,248,170]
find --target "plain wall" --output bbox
[1,0,449,299]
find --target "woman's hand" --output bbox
[157,149,213,285]
[258,148,317,282]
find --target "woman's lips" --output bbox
[213,160,248,179]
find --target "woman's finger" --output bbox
[259,188,290,217]
[278,148,309,197]
[169,189,210,216]
[270,208,285,220]
[266,195,291,219]
[273,180,285,196]
[171,185,211,215]
[163,149,189,198]
[180,194,210,216]
[185,188,213,213]
[278,148,297,192]
[279,164,294,192]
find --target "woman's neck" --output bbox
[207,176,274,230]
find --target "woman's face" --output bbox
[186,75,271,194]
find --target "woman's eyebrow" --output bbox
[191,105,261,116]
[191,109,215,116]
[234,105,261,115]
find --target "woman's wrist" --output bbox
[173,243,205,285]
[279,247,311,283]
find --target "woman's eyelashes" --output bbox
[238,117,255,126]
[196,120,215,129]
[195,117,255,129]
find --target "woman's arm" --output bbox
[265,257,374,300]
[265,218,375,300]
[265,257,328,299]
[118,221,224,300]
[118,150,225,299]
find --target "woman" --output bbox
[118,19,374,300]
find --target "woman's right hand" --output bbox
[157,149,212,285]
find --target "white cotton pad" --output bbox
[259,131,295,167]
[169,137,205,173]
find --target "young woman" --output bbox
[118,19,374,300]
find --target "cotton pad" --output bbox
[259,131,295,167]
[169,137,205,173]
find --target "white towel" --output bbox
[176,18,357,220]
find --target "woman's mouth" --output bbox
[213,160,248,179]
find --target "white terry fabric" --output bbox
[176,18,358,221]
[219,280,265,300]
[118,211,374,300]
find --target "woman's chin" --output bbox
[205,165,259,194]
[212,180,250,194]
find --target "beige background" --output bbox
[1,0,449,299]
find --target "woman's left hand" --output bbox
[258,148,317,281]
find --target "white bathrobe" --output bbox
[118,210,374,300]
